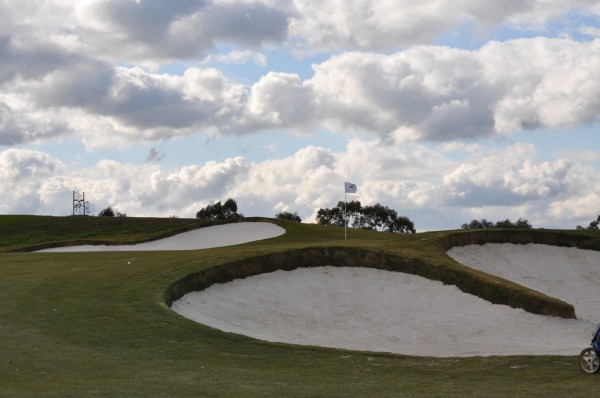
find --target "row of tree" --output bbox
[316,201,416,234]
[577,215,600,230]
[195,199,416,234]
[98,206,126,217]
[100,198,600,235]
[461,215,600,230]
[275,211,302,222]
[460,218,532,230]
[195,198,243,219]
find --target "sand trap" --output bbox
[38,222,285,252]
[448,243,600,323]
[172,244,600,357]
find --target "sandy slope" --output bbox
[172,243,600,357]
[39,223,600,357]
[448,243,600,323]
[38,222,285,252]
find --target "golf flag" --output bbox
[344,181,357,193]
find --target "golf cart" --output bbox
[579,323,600,374]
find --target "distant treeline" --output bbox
[461,218,532,230]
[316,200,415,234]
[576,215,600,230]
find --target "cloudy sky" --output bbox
[1,0,600,231]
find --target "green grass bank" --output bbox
[1,215,599,397]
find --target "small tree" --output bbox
[196,198,243,220]
[316,201,415,234]
[361,203,396,231]
[222,198,239,218]
[99,206,115,217]
[514,218,532,229]
[316,201,361,227]
[196,202,221,219]
[494,219,514,229]
[461,219,494,229]
[577,215,600,230]
[275,211,302,222]
[392,215,416,234]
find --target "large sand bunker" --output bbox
[173,243,600,357]
[38,222,285,252]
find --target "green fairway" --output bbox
[1,215,599,397]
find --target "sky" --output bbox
[1,0,600,231]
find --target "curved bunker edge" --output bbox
[165,243,577,320]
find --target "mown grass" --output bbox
[1,215,599,397]
[0,215,216,252]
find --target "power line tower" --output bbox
[72,191,90,216]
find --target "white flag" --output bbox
[344,181,357,193]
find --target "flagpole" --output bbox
[344,190,347,240]
[343,182,356,241]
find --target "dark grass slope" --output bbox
[0,215,276,252]
[443,228,600,251]
[0,214,203,252]
[2,215,600,397]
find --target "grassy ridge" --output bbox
[165,246,575,319]
[0,214,204,252]
[0,215,277,252]
[1,215,599,397]
[443,228,600,251]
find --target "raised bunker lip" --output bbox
[33,221,285,252]
[165,245,576,320]
[168,242,600,356]
[440,228,600,320]
[441,228,600,252]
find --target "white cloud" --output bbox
[0,148,62,180]
[1,0,599,232]
[2,39,598,155]
[440,143,575,206]
[0,92,73,145]
[579,25,600,38]
[1,0,598,75]
[77,156,248,216]
[304,38,600,140]
[3,22,600,148]
[0,148,64,213]
[3,134,595,230]
[73,0,290,63]
[549,193,600,220]
[288,0,600,52]
[12,66,250,149]
[243,72,315,131]
[485,38,600,133]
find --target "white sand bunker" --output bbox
[448,243,600,323]
[172,244,600,357]
[39,222,285,252]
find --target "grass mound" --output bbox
[1,215,599,397]
[0,215,273,252]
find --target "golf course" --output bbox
[2,214,600,397]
